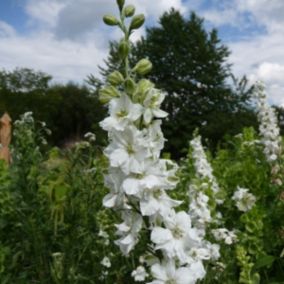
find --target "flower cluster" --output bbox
[100,1,214,282]
[232,186,256,212]
[189,136,222,204]
[253,81,281,163]
[188,135,223,229]
[212,228,237,245]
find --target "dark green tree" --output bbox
[0,68,52,93]
[0,68,107,147]
[98,9,256,157]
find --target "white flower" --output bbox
[205,242,220,260]
[100,93,142,131]
[144,120,166,158]
[115,211,143,255]
[101,257,111,268]
[148,260,205,284]
[189,189,212,228]
[132,266,148,282]
[102,169,129,209]
[84,132,96,142]
[104,126,149,174]
[151,211,200,264]
[140,188,182,218]
[232,187,256,212]
[143,88,168,124]
[212,228,237,245]
[121,159,178,197]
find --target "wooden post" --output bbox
[0,112,12,164]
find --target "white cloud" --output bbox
[0,21,16,37]
[0,31,107,82]
[25,0,66,29]
[0,0,189,84]
[229,32,284,105]
[237,0,284,32]
[194,0,284,105]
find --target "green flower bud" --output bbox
[130,14,145,30]
[118,40,129,59]
[134,79,154,101]
[116,0,125,11]
[123,5,135,17]
[107,71,124,86]
[99,86,120,104]
[103,15,119,26]
[133,59,152,75]
[125,78,136,94]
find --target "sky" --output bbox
[0,0,283,105]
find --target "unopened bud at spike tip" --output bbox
[123,5,135,17]
[130,14,145,30]
[116,0,125,11]
[103,15,119,26]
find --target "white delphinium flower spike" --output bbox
[100,2,213,282]
[253,81,281,163]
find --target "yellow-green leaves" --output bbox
[130,14,145,30]
[123,5,135,17]
[107,71,124,86]
[133,59,152,75]
[103,15,119,26]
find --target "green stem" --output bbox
[119,11,130,78]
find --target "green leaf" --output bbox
[254,255,276,269]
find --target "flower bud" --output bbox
[130,14,145,30]
[99,86,120,104]
[116,0,125,11]
[125,78,136,94]
[134,79,154,101]
[118,40,129,59]
[107,71,124,86]
[103,15,119,26]
[133,59,152,75]
[123,5,135,17]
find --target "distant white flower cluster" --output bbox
[189,136,237,249]
[190,136,222,204]
[232,186,256,212]
[253,81,281,162]
[14,111,34,126]
[100,81,211,283]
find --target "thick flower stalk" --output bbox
[253,81,281,163]
[100,1,211,282]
